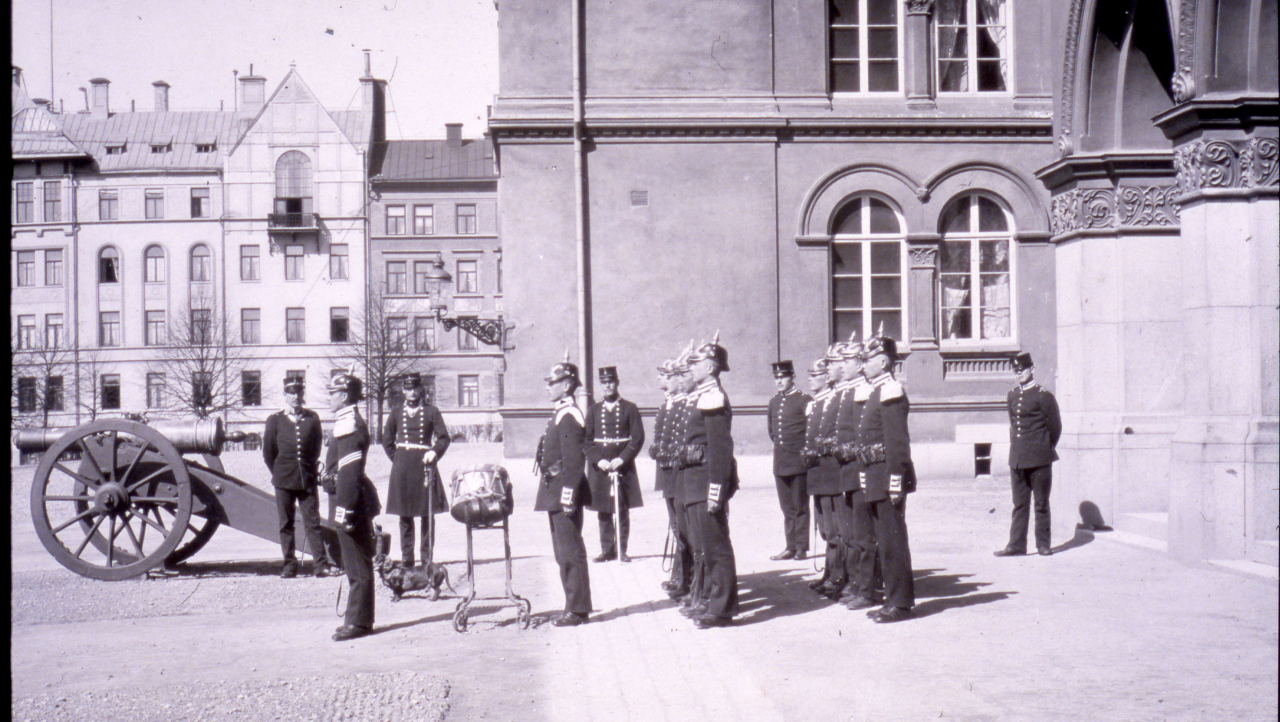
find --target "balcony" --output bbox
[268,212,317,230]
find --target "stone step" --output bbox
[1113,511,1169,542]
[1094,528,1169,554]
[1250,539,1279,568]
[1206,559,1280,581]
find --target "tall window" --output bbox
[286,308,305,343]
[496,255,503,294]
[18,378,38,413]
[45,250,63,286]
[285,245,304,280]
[145,189,165,219]
[45,314,63,349]
[830,0,901,93]
[99,247,121,284]
[386,261,407,294]
[147,373,165,409]
[17,315,37,349]
[191,309,212,345]
[831,195,905,343]
[16,182,34,223]
[330,244,349,280]
[274,151,313,219]
[44,181,62,222]
[242,371,262,406]
[388,317,409,350]
[457,259,478,294]
[241,308,261,344]
[102,374,122,410]
[456,204,477,234]
[241,245,260,281]
[939,194,1013,342]
[414,205,434,235]
[16,251,36,287]
[191,188,210,218]
[46,376,64,411]
[145,310,166,346]
[458,375,480,408]
[190,244,212,282]
[330,307,349,343]
[414,317,435,351]
[99,311,122,347]
[458,318,479,351]
[99,190,119,220]
[193,372,213,408]
[414,261,434,295]
[386,205,406,235]
[936,0,1009,93]
[145,246,166,283]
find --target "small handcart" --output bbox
[447,465,531,632]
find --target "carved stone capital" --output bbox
[905,0,935,14]
[1049,185,1181,236]
[1174,138,1280,193]
[908,246,937,268]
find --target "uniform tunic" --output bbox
[677,378,739,620]
[653,392,693,593]
[1006,381,1062,552]
[768,385,811,554]
[584,397,646,511]
[326,405,382,629]
[841,378,879,600]
[855,372,915,611]
[382,403,451,517]
[262,407,331,565]
[535,397,592,615]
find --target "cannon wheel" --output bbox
[164,478,222,565]
[31,419,193,581]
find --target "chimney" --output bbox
[239,66,266,114]
[153,81,170,112]
[32,98,51,110]
[89,77,110,120]
[446,123,463,148]
[359,50,386,143]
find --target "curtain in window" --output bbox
[942,283,970,338]
[275,151,313,199]
[976,0,1008,92]
[936,0,967,92]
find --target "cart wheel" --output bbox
[32,420,193,581]
[519,599,532,629]
[453,607,468,632]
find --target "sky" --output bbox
[10,0,499,139]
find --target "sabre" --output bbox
[609,469,622,563]
[425,445,437,565]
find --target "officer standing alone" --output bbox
[995,352,1063,557]
[767,360,811,561]
[585,366,645,563]
[262,378,337,578]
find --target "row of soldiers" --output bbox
[535,336,741,628]
[767,331,917,623]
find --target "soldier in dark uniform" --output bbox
[585,366,646,563]
[678,334,739,629]
[262,378,337,578]
[810,344,850,596]
[856,331,916,623]
[656,356,695,599]
[835,341,881,610]
[995,352,1063,557]
[534,357,593,626]
[325,371,382,641]
[767,360,811,561]
[383,373,451,567]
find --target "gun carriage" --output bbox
[15,417,337,581]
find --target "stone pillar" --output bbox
[906,236,939,349]
[904,0,935,109]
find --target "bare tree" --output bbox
[147,289,245,420]
[337,282,434,442]
[74,347,116,423]
[12,336,75,428]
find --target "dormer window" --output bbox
[195,142,217,153]
[105,142,127,155]
[151,143,172,154]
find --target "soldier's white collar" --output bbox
[1018,380,1039,391]
[602,397,620,409]
[868,372,893,387]
[693,378,719,395]
[336,405,358,419]
[554,396,577,410]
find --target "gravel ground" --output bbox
[12,672,450,722]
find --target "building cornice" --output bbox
[1153,97,1280,142]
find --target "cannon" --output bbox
[15,416,338,581]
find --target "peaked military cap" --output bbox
[283,377,305,394]
[598,366,619,383]
[1011,352,1034,371]
[401,372,422,389]
[772,360,796,378]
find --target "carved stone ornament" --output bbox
[1057,0,1086,158]
[905,0,936,13]
[1173,0,1198,104]
[1050,186,1181,236]
[1174,138,1280,194]
[908,246,937,267]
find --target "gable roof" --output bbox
[11,81,89,160]
[371,138,498,182]
[227,68,365,156]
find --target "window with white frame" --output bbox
[45,314,63,349]
[414,317,435,351]
[15,182,34,223]
[18,377,38,413]
[241,308,261,344]
[938,194,1014,343]
[145,310,166,346]
[145,189,165,219]
[414,261,434,295]
[99,190,119,220]
[190,244,212,282]
[330,244,349,280]
[46,376,64,411]
[330,308,349,343]
[286,308,306,343]
[44,181,62,222]
[829,0,901,93]
[414,205,434,235]
[190,188,210,218]
[147,373,166,408]
[457,318,479,351]
[16,251,36,287]
[386,206,406,235]
[458,375,480,408]
[285,244,304,280]
[456,259,478,294]
[935,0,1009,93]
[388,317,409,351]
[18,315,37,349]
[191,309,212,345]
[102,374,122,409]
[45,250,64,286]
[99,247,121,284]
[145,246,166,283]
[831,195,906,344]
[456,204,477,234]
[99,311,121,347]
[386,261,407,294]
[241,245,260,281]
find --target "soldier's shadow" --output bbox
[165,560,286,578]
[909,568,1016,619]
[731,568,840,626]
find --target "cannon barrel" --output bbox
[13,417,243,455]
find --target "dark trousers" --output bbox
[338,516,376,629]
[774,473,810,553]
[689,501,738,619]
[597,506,631,557]
[1009,465,1053,552]
[869,496,914,610]
[842,490,880,599]
[275,485,333,566]
[665,496,694,593]
[814,494,846,584]
[548,507,592,615]
[680,501,705,603]
[399,515,436,565]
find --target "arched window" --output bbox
[144,246,166,283]
[274,151,313,222]
[938,194,1013,343]
[98,247,121,284]
[831,195,905,343]
[190,244,212,283]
